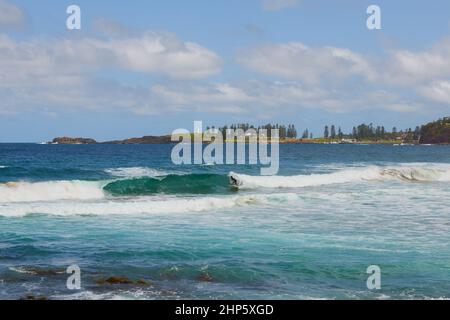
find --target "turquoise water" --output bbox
[1,144,450,299]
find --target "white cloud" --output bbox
[146,83,253,114]
[419,81,450,104]
[1,10,449,120]
[238,42,375,84]
[109,33,222,79]
[238,38,450,87]
[384,39,450,85]
[147,81,373,116]
[262,0,299,12]
[0,0,25,29]
[237,38,450,115]
[0,32,222,84]
[0,31,222,115]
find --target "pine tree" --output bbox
[324,126,329,138]
[330,125,336,139]
[302,129,309,139]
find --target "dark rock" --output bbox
[96,276,134,285]
[21,295,48,300]
[198,273,214,282]
[136,279,151,286]
[96,277,151,286]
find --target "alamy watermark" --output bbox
[66,264,81,290]
[171,121,279,175]
[66,5,81,30]
[367,5,381,30]
[366,265,381,290]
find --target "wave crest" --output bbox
[103,174,231,196]
[0,180,105,203]
[104,167,170,178]
[229,165,450,189]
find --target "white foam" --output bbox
[0,165,7,169]
[0,180,105,203]
[229,164,450,189]
[8,266,64,275]
[8,267,37,274]
[0,193,300,217]
[104,167,170,178]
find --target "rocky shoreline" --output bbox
[50,136,173,144]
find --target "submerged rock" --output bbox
[96,276,151,286]
[21,295,48,300]
[198,273,214,282]
[136,279,150,286]
[96,277,133,285]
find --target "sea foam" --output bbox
[0,193,291,217]
[104,167,172,178]
[0,180,105,203]
[229,164,450,189]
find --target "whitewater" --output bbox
[0,163,449,205]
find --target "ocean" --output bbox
[0,143,449,300]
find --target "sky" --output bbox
[0,0,450,142]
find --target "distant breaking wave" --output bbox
[229,165,450,189]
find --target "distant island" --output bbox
[51,135,173,145]
[49,117,450,145]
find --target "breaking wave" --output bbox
[229,165,450,189]
[0,180,105,203]
[0,174,231,203]
[104,167,171,178]
[103,174,231,195]
[1,165,449,205]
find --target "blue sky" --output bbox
[0,0,450,142]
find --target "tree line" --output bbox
[338,123,421,141]
[207,123,298,139]
[205,119,446,142]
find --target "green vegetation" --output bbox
[211,123,298,139]
[420,117,450,144]
[213,122,422,144]
[348,123,420,142]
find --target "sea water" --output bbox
[0,143,449,299]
